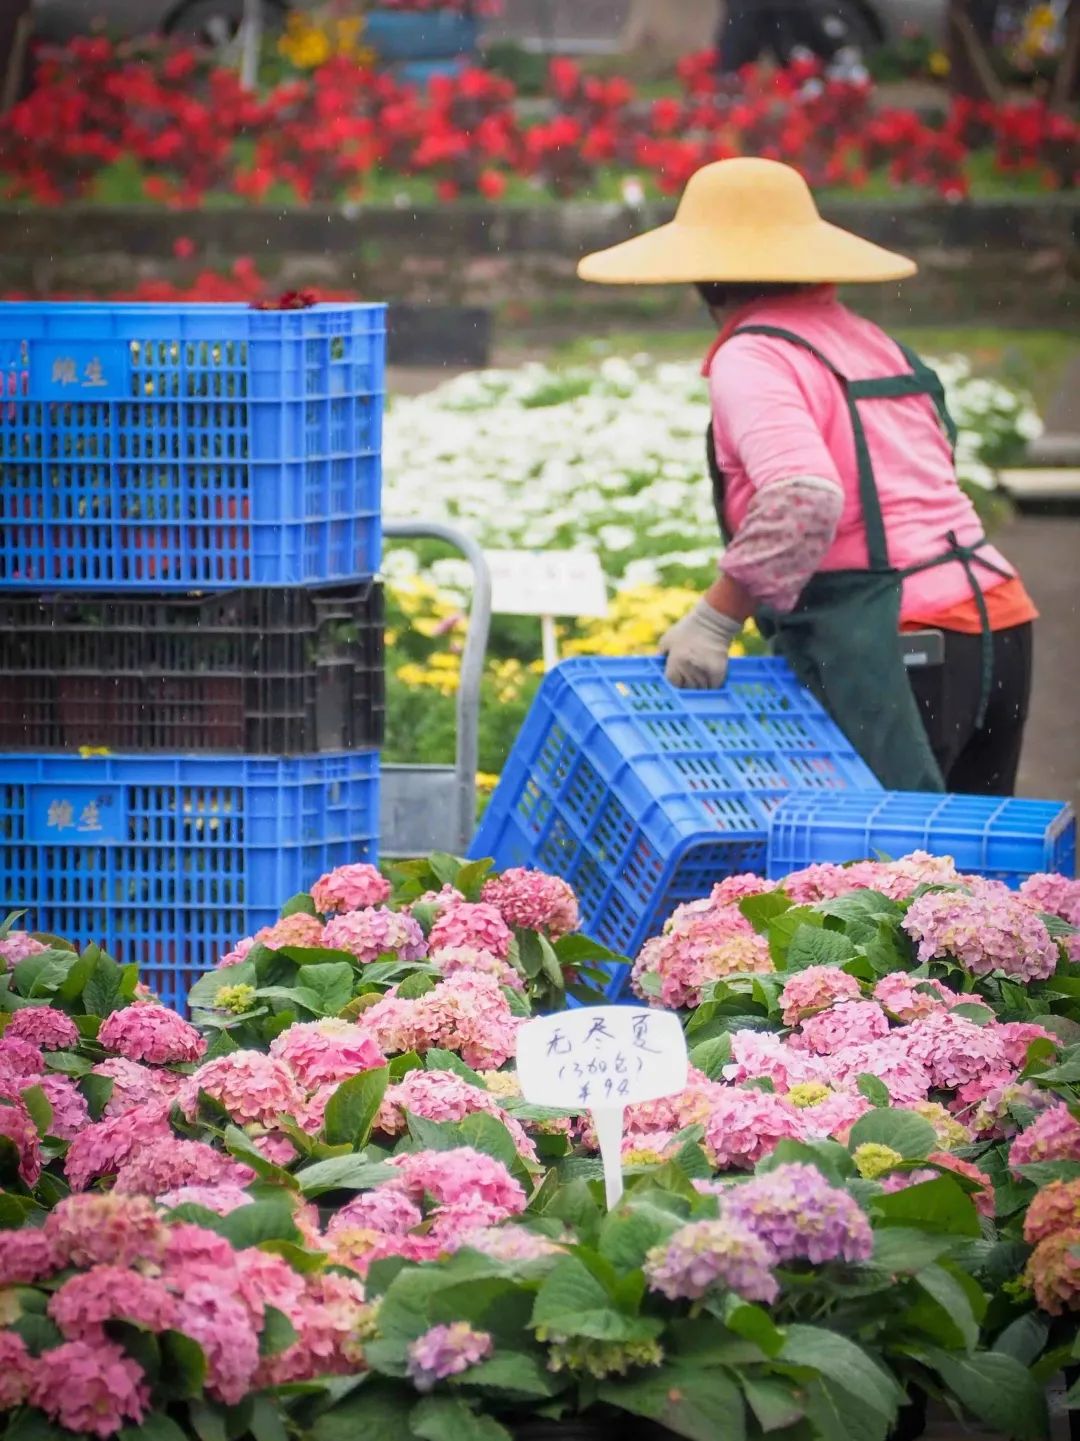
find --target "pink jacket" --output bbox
[707,288,1014,619]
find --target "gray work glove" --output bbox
[659,600,743,690]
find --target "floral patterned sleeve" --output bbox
[720,476,845,614]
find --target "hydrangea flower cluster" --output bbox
[374,1068,538,1161]
[428,901,514,958]
[722,1162,874,1263]
[481,867,580,938]
[0,931,47,968]
[323,906,427,964]
[903,888,1059,982]
[97,1004,206,1065]
[268,1019,385,1088]
[310,862,392,914]
[6,1005,81,1050]
[644,1218,779,1303]
[632,901,773,1009]
[779,965,861,1024]
[1009,1103,1080,1174]
[406,1323,493,1391]
[702,1088,805,1171]
[430,943,524,991]
[362,972,520,1069]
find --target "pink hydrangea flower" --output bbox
[0,931,47,968]
[188,1052,306,1126]
[29,1339,149,1437]
[46,1193,166,1268]
[1026,1228,1080,1315]
[49,1265,177,1341]
[968,1079,1054,1139]
[323,906,426,964]
[113,1136,250,1197]
[903,1011,1010,1091]
[98,1003,206,1065]
[645,1217,778,1302]
[92,1056,185,1117]
[269,1019,385,1088]
[429,901,513,959]
[362,972,520,1069]
[722,1030,824,1092]
[779,965,862,1025]
[1024,1178,1080,1245]
[63,1100,173,1189]
[158,1184,255,1214]
[175,1284,260,1405]
[709,874,778,907]
[995,1020,1058,1069]
[634,906,773,1010]
[783,863,866,904]
[430,944,525,992]
[259,1271,371,1384]
[311,862,392,915]
[903,888,1058,982]
[872,972,957,1021]
[374,1068,538,1161]
[703,1088,805,1171]
[217,936,256,970]
[0,1095,41,1184]
[37,1072,90,1140]
[0,1332,34,1410]
[255,912,326,953]
[247,1130,300,1166]
[388,1145,527,1215]
[1019,873,1080,927]
[0,1226,59,1286]
[407,1322,493,1391]
[234,1247,307,1326]
[797,1090,872,1142]
[5,1006,80,1050]
[0,1034,45,1086]
[481,868,580,939]
[327,1188,424,1239]
[464,1225,565,1263]
[1010,1103,1080,1174]
[723,1162,873,1262]
[828,1037,932,1106]
[793,1000,890,1057]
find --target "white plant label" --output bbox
[485,549,609,619]
[515,1006,688,1209]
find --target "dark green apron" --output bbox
[708,323,1010,793]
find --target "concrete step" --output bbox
[999,466,1080,500]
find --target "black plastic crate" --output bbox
[0,581,384,755]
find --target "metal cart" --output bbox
[379,519,493,859]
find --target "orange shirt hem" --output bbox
[900,576,1039,636]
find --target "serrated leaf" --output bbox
[848,1108,937,1160]
[20,1084,53,1137]
[919,1346,1048,1440]
[280,892,318,918]
[785,924,858,971]
[323,1067,389,1147]
[688,1034,731,1081]
[309,1383,414,1441]
[296,1154,393,1196]
[426,1049,485,1087]
[410,1395,511,1441]
[857,1073,891,1107]
[743,1376,804,1432]
[780,1325,902,1420]
[598,1363,745,1441]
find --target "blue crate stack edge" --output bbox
[0,301,385,1008]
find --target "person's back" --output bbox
[707,287,1015,621]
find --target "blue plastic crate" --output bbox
[767,791,1076,888]
[470,656,881,962]
[0,751,378,1011]
[364,10,479,60]
[0,302,384,589]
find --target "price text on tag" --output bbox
[515,1007,688,1209]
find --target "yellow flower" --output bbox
[476,773,501,793]
[928,49,950,77]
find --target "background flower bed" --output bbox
[2,39,1076,208]
[0,853,1078,1440]
[380,352,1042,782]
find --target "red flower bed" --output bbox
[0,39,1075,207]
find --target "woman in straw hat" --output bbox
[578,158,1036,794]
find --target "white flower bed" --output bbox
[383,354,1041,589]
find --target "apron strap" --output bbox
[900,533,1010,726]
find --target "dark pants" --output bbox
[908,622,1033,796]
[717,1,835,71]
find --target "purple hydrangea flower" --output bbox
[406,1323,492,1392]
[644,1218,778,1303]
[722,1162,873,1265]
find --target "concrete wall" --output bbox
[1,197,1076,330]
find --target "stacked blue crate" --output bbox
[470,655,882,972]
[0,302,385,1007]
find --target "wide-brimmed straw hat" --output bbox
[578,157,916,285]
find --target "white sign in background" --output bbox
[515,1006,689,1208]
[485,550,609,671]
